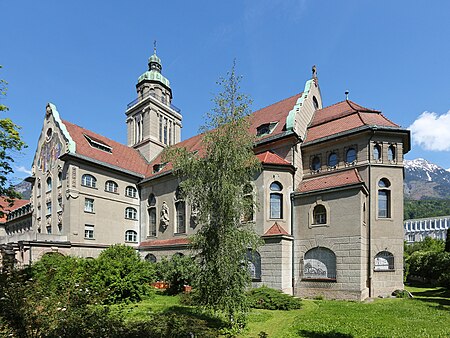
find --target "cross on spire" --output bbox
[153,40,157,54]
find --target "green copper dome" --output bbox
[137,51,171,89]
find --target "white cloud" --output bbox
[15,166,32,176]
[409,110,450,151]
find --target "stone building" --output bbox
[0,50,410,299]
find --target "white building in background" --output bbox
[404,216,450,243]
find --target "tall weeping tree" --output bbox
[164,62,261,327]
[0,66,26,214]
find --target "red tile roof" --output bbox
[249,93,302,141]
[139,237,190,248]
[256,151,292,166]
[63,120,149,176]
[264,222,289,236]
[297,169,363,193]
[305,100,399,143]
[0,198,30,223]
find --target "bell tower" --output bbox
[125,43,182,162]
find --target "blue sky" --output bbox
[2,1,450,183]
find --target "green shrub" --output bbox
[247,286,302,310]
[407,250,450,287]
[155,254,199,294]
[91,244,157,303]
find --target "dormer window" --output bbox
[153,162,167,174]
[84,134,112,153]
[256,122,278,137]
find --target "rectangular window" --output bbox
[159,115,163,142]
[46,202,52,215]
[163,118,168,145]
[84,225,94,239]
[84,198,94,213]
[57,197,63,212]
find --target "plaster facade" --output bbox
[0,52,410,299]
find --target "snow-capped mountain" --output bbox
[404,158,450,200]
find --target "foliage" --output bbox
[404,237,445,257]
[247,286,302,310]
[404,199,450,219]
[164,61,262,327]
[91,244,156,303]
[445,229,450,252]
[31,253,97,299]
[0,65,26,213]
[155,254,199,294]
[407,251,450,287]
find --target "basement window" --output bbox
[256,122,278,137]
[84,134,112,153]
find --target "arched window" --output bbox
[374,251,394,271]
[303,247,336,280]
[313,205,327,225]
[105,180,118,193]
[346,147,357,163]
[125,207,138,220]
[247,249,262,281]
[175,201,186,234]
[81,174,97,188]
[328,152,338,167]
[387,145,396,162]
[373,144,382,161]
[243,184,254,222]
[270,182,283,219]
[126,186,137,198]
[148,193,157,237]
[378,178,391,218]
[46,177,52,192]
[313,96,319,110]
[125,230,137,242]
[145,253,157,263]
[311,156,321,171]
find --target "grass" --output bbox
[115,287,450,337]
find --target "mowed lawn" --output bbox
[117,286,450,337]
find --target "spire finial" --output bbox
[312,65,317,78]
[153,40,157,54]
[345,90,349,100]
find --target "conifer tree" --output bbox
[164,62,261,328]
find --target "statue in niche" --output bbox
[160,201,169,230]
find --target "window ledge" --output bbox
[81,185,98,190]
[84,211,95,214]
[84,237,95,240]
[310,223,329,228]
[301,278,337,283]
[174,232,187,236]
[105,190,119,195]
[374,269,395,272]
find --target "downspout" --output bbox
[368,128,376,298]
[291,192,295,295]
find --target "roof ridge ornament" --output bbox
[312,65,317,79]
[345,90,349,101]
[153,40,157,54]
